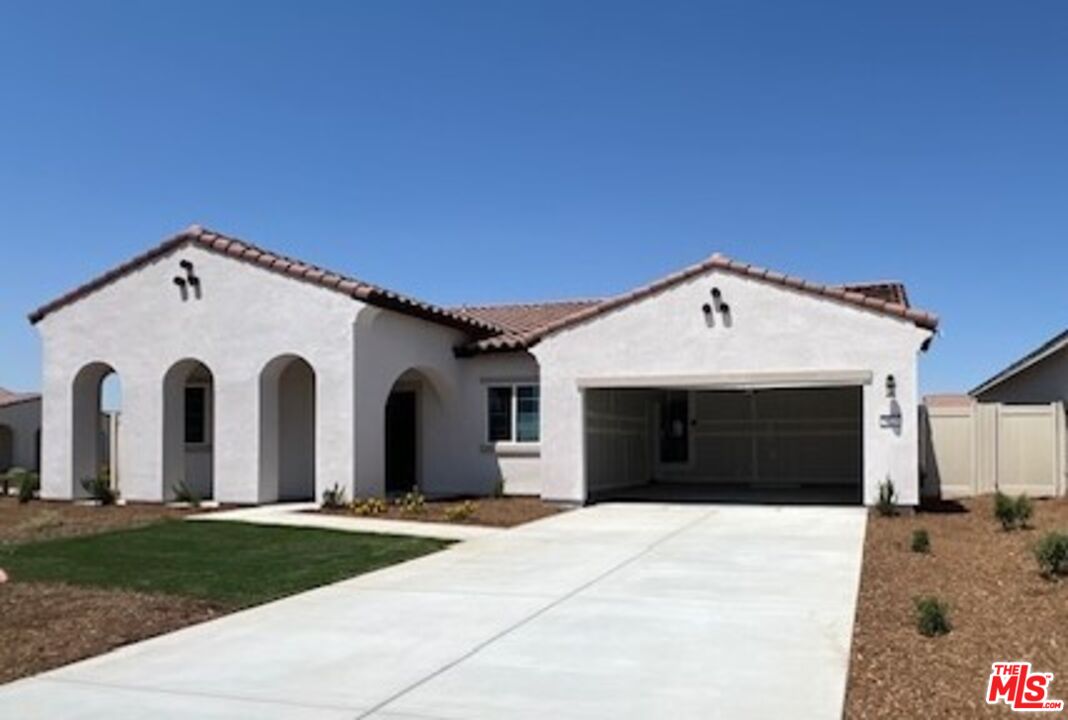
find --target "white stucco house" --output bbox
[30,226,938,506]
[0,388,42,473]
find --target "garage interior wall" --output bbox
[585,389,654,495]
[659,387,862,486]
[585,386,863,496]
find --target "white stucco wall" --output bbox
[532,269,931,505]
[352,309,541,498]
[36,243,360,503]
[0,398,42,471]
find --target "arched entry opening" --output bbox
[71,363,122,497]
[259,355,316,502]
[163,359,215,501]
[0,424,13,472]
[384,368,446,496]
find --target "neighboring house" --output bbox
[29,226,937,506]
[971,328,1068,406]
[0,388,42,472]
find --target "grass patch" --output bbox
[0,520,448,608]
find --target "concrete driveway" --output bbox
[0,504,867,719]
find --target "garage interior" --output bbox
[584,385,863,505]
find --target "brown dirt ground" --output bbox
[0,497,204,545]
[318,496,565,528]
[845,495,1068,718]
[0,581,222,684]
[0,498,229,684]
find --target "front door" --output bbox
[385,391,417,494]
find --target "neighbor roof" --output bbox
[0,387,41,409]
[27,226,502,335]
[460,254,938,354]
[970,328,1068,397]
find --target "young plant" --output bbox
[876,478,897,517]
[1015,494,1034,529]
[914,595,952,637]
[321,483,347,510]
[0,467,23,496]
[994,491,1033,531]
[351,497,388,516]
[397,488,426,516]
[910,528,931,554]
[1034,532,1068,579]
[80,475,117,505]
[17,470,39,504]
[444,500,477,523]
[172,481,202,507]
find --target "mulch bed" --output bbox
[845,495,1068,718]
[0,497,202,545]
[0,498,223,684]
[0,581,222,684]
[317,496,565,528]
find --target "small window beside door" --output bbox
[486,384,539,443]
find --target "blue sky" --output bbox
[1,1,1065,395]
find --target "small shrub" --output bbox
[351,497,388,516]
[994,491,1033,531]
[1015,494,1034,529]
[911,529,931,554]
[17,471,39,504]
[80,475,117,505]
[397,488,426,516]
[1034,532,1068,579]
[994,491,1016,530]
[172,481,201,507]
[914,595,952,637]
[876,478,897,517]
[321,483,347,510]
[1,466,27,496]
[444,500,477,523]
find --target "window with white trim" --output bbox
[486,384,539,443]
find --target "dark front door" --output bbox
[385,391,417,494]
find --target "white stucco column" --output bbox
[118,372,165,502]
[40,374,72,500]
[214,374,259,504]
[316,359,357,503]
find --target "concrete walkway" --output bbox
[188,503,500,541]
[0,504,867,719]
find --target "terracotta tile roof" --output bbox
[27,226,502,336]
[837,282,910,308]
[0,387,41,409]
[461,253,938,354]
[455,299,603,338]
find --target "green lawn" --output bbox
[0,520,449,608]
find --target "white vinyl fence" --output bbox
[921,401,1066,499]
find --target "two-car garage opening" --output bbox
[584,385,863,505]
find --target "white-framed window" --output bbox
[486,384,539,443]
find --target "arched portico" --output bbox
[259,354,317,502]
[71,362,121,497]
[162,359,215,501]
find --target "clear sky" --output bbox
[1,1,1065,395]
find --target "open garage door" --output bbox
[585,386,863,504]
